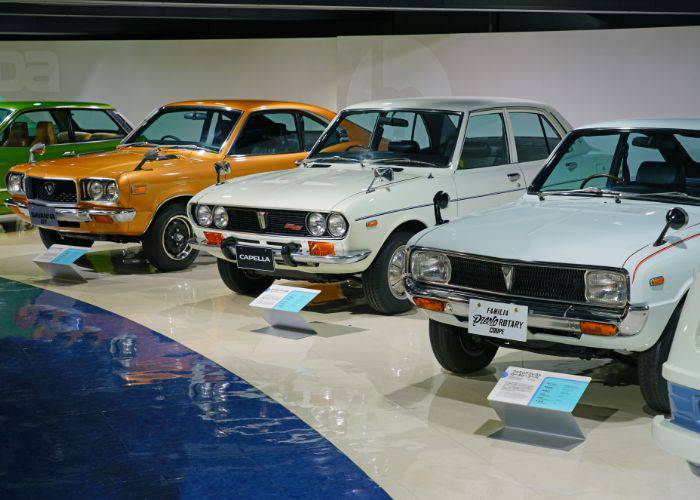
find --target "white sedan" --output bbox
[188,97,570,314]
[404,118,700,411]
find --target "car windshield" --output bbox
[307,109,462,167]
[123,107,241,152]
[0,108,11,124]
[531,128,700,204]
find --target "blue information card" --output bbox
[528,377,589,413]
[51,247,89,265]
[273,290,319,313]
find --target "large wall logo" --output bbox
[0,51,59,92]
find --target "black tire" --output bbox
[362,230,414,315]
[38,227,94,248]
[217,258,275,296]
[638,299,684,413]
[141,203,198,272]
[429,319,498,374]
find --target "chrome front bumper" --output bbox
[404,277,649,336]
[189,237,371,266]
[5,199,136,223]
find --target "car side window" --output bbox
[459,113,509,170]
[301,114,327,150]
[233,111,301,155]
[70,109,126,143]
[1,110,70,147]
[509,112,553,162]
[540,115,562,151]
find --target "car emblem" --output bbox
[284,223,302,231]
[44,182,55,196]
[502,265,514,292]
[256,211,268,230]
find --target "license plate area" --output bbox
[28,203,58,227]
[235,245,275,272]
[468,299,528,342]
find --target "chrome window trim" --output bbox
[406,245,630,309]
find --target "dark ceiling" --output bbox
[1,1,700,40]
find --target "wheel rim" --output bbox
[161,215,193,261]
[387,244,407,300]
[458,331,488,357]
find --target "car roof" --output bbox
[0,101,114,111]
[164,99,331,113]
[343,96,553,113]
[579,118,700,132]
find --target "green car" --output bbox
[0,101,132,216]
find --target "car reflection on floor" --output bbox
[0,277,388,499]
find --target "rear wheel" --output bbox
[141,203,198,272]
[429,319,498,374]
[38,227,94,248]
[217,258,274,296]
[363,230,414,315]
[638,300,684,413]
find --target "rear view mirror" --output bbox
[184,111,208,120]
[214,160,231,184]
[29,142,46,163]
[377,116,409,127]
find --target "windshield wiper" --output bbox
[537,187,623,199]
[303,156,361,166]
[625,191,700,203]
[160,144,214,153]
[122,141,159,148]
[367,157,442,168]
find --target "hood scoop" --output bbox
[134,147,178,171]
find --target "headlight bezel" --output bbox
[6,172,25,195]
[306,212,327,237]
[81,178,119,203]
[213,206,229,229]
[196,204,213,227]
[410,250,452,285]
[326,213,348,238]
[584,270,629,307]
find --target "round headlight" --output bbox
[6,173,24,194]
[410,250,451,284]
[88,180,105,200]
[327,213,348,237]
[213,206,228,229]
[105,182,118,200]
[196,205,213,226]
[306,212,327,237]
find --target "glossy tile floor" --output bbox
[0,225,698,499]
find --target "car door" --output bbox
[1,109,78,166]
[66,108,129,156]
[506,109,564,185]
[226,110,320,179]
[453,110,525,216]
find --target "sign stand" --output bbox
[487,366,591,451]
[33,244,90,283]
[250,285,321,338]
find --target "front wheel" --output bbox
[362,230,414,315]
[429,319,498,374]
[217,258,274,296]
[141,203,198,272]
[38,227,94,249]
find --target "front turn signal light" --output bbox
[414,297,446,312]
[580,321,618,336]
[309,241,335,256]
[204,231,223,246]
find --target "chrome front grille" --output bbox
[25,177,77,204]
[447,254,587,303]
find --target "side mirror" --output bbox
[433,191,450,225]
[29,142,46,163]
[134,147,160,171]
[214,160,231,185]
[654,207,689,246]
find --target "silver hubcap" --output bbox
[388,244,407,300]
[162,215,193,261]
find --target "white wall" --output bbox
[1,26,700,127]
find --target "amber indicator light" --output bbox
[366,220,378,228]
[580,321,618,336]
[204,231,224,246]
[92,215,112,224]
[309,241,335,256]
[414,297,446,312]
[649,276,665,287]
[131,185,148,195]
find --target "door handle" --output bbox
[507,172,521,182]
[63,151,77,157]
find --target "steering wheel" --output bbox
[345,144,370,152]
[160,134,181,142]
[580,173,622,189]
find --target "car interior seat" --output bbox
[636,161,682,186]
[3,122,29,147]
[33,122,56,146]
[388,140,420,154]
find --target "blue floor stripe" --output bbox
[0,278,389,500]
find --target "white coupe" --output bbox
[188,97,570,314]
[404,118,700,412]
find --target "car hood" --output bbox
[18,147,209,179]
[197,165,427,211]
[414,195,698,268]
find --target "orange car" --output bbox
[5,100,335,271]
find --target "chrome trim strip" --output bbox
[189,238,370,265]
[452,187,525,202]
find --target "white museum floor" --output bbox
[1,226,697,499]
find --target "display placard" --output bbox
[250,285,321,337]
[33,244,89,282]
